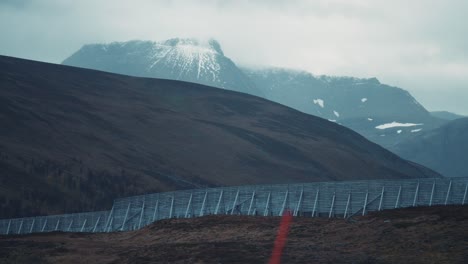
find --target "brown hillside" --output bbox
[0,55,438,218]
[0,206,467,263]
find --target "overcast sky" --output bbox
[1,0,467,114]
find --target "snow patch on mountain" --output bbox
[411,128,422,133]
[361,98,368,103]
[375,122,423,130]
[145,38,223,82]
[333,110,340,117]
[313,99,324,108]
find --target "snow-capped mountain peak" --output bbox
[63,38,262,96]
[143,38,225,83]
[162,38,224,55]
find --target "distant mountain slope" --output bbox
[63,39,449,149]
[243,67,430,120]
[431,111,465,120]
[391,118,468,177]
[243,67,446,148]
[0,55,439,218]
[62,38,263,97]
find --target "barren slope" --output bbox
[0,55,438,218]
[0,206,467,263]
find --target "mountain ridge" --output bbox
[430,111,466,120]
[242,66,447,149]
[62,38,263,97]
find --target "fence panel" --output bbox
[1,177,467,235]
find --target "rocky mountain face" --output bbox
[243,67,447,149]
[62,38,263,97]
[391,118,468,178]
[0,55,439,218]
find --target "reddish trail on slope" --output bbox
[269,210,294,264]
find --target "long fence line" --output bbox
[1,177,468,235]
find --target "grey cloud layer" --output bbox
[1,0,467,114]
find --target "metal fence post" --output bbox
[41,219,48,232]
[429,181,436,206]
[344,192,351,218]
[30,219,35,234]
[247,191,256,216]
[185,194,193,218]
[169,195,174,218]
[263,192,271,216]
[362,190,369,216]
[107,217,114,232]
[463,183,468,205]
[294,187,304,217]
[138,198,146,229]
[215,190,223,215]
[6,220,11,235]
[378,186,385,211]
[121,202,131,231]
[328,192,336,218]
[104,205,114,232]
[445,180,452,205]
[55,218,60,231]
[230,189,240,215]
[92,216,101,232]
[200,192,208,217]
[395,185,402,209]
[18,219,24,234]
[152,200,159,222]
[67,219,74,232]
[413,181,419,207]
[279,190,289,216]
[80,219,87,232]
[312,188,319,217]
